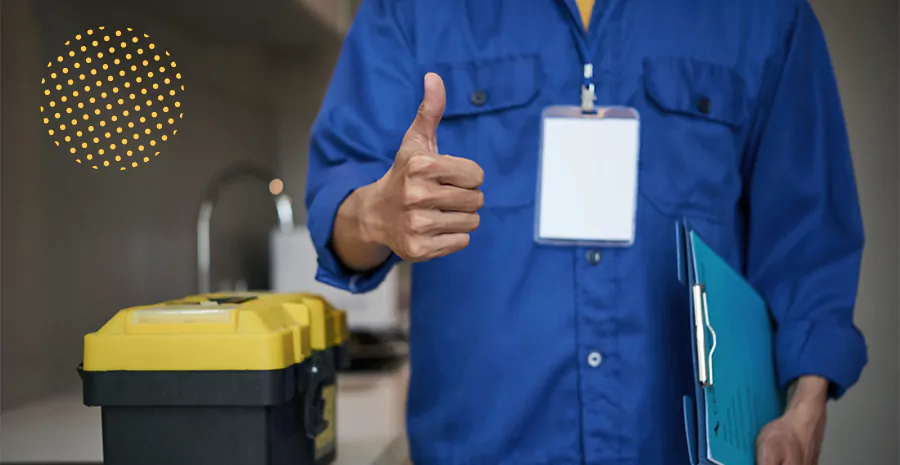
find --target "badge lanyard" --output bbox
[557,0,621,112]
[535,0,641,247]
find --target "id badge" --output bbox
[535,106,641,247]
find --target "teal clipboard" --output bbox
[677,223,786,465]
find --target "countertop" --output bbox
[0,364,410,465]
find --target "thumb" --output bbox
[406,72,445,151]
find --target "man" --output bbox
[305,0,867,464]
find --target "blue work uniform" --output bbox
[305,1,868,464]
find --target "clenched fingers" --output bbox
[401,232,471,262]
[435,155,484,189]
[407,210,480,235]
[429,185,484,212]
[425,233,471,260]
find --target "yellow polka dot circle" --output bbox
[40,27,184,171]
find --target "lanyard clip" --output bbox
[581,64,596,113]
[581,83,596,113]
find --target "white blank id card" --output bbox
[536,107,641,246]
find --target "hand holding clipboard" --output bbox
[678,223,787,465]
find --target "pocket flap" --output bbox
[643,57,749,127]
[428,54,542,118]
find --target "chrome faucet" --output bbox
[196,163,294,294]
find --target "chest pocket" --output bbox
[637,57,750,222]
[428,54,543,208]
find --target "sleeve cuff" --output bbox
[775,320,868,399]
[306,162,398,294]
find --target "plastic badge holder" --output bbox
[535,106,641,247]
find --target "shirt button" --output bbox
[585,249,602,265]
[587,351,603,368]
[696,96,712,115]
[470,90,487,106]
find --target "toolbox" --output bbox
[80,292,347,465]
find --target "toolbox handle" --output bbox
[304,356,330,439]
[76,363,84,381]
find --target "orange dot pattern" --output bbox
[40,27,183,171]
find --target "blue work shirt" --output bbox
[305,1,868,464]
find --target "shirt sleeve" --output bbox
[743,1,867,399]
[305,0,416,294]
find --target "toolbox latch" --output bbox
[207,295,258,304]
[304,355,330,438]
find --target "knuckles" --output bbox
[401,185,430,208]
[405,153,437,177]
[407,211,434,234]
[402,237,430,261]
[384,150,484,262]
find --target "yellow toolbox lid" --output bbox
[83,293,327,372]
[332,309,348,345]
[282,294,335,351]
[206,292,348,349]
[189,293,346,351]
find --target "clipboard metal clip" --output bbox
[692,284,718,387]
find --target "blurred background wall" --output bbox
[0,0,357,410]
[810,0,900,463]
[0,0,898,463]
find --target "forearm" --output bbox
[786,375,828,414]
[332,183,392,273]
